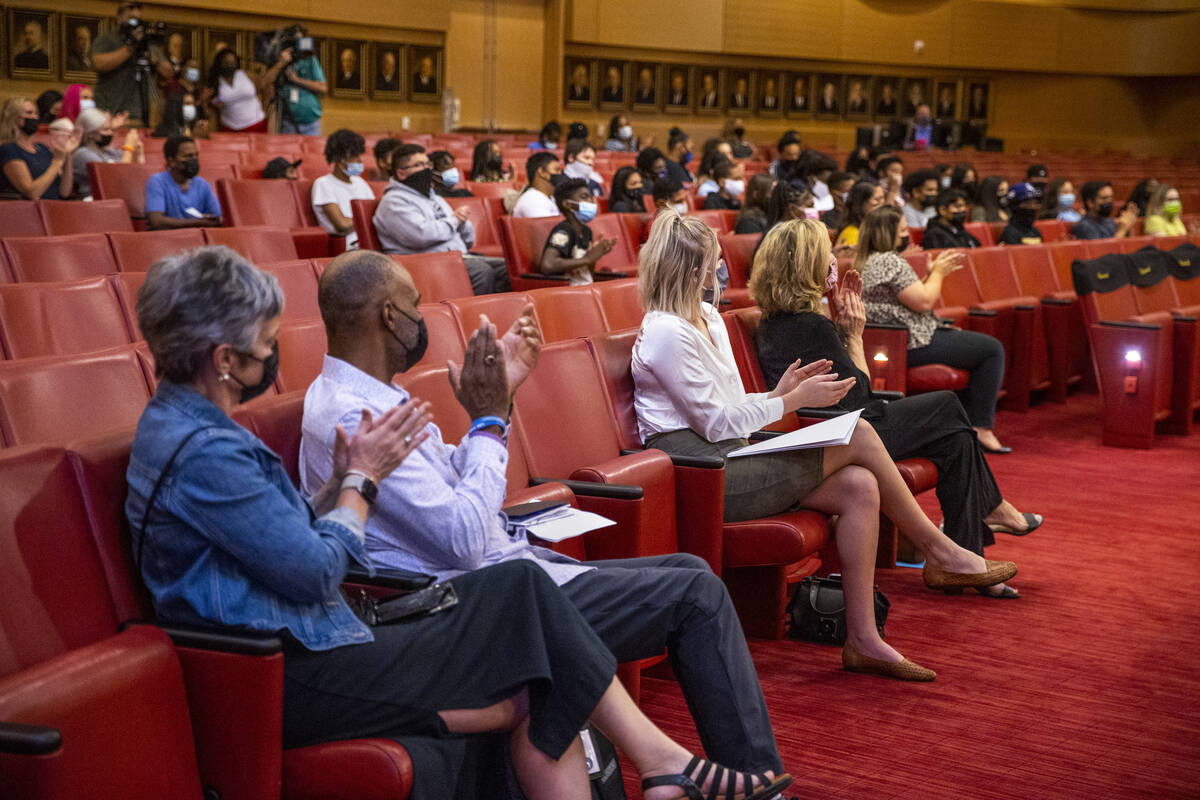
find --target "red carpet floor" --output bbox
[623,394,1200,799]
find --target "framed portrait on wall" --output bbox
[874,76,900,120]
[934,80,959,121]
[564,58,594,107]
[757,70,782,116]
[902,77,932,118]
[815,74,843,118]
[784,72,810,117]
[663,65,692,113]
[598,61,628,108]
[9,8,55,80]
[61,15,102,80]
[205,28,246,66]
[967,80,991,122]
[844,75,871,120]
[727,70,753,112]
[696,68,723,114]
[331,40,367,97]
[371,42,405,100]
[632,63,660,109]
[410,46,443,101]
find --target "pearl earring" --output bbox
[219,373,229,382]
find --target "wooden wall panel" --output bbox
[950,2,1063,69]
[839,0,954,66]
[578,0,724,52]
[494,0,546,128]
[1056,8,1200,75]
[722,0,843,60]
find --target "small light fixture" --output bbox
[1124,349,1142,367]
[873,352,889,363]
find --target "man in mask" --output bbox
[920,189,981,250]
[562,138,605,197]
[998,182,1044,245]
[664,128,694,185]
[145,135,222,230]
[904,104,934,151]
[1071,180,1138,240]
[300,250,787,785]
[901,168,940,229]
[373,144,509,294]
[511,151,562,218]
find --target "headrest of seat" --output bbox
[1167,242,1200,280]
[1071,254,1133,296]
[1126,247,1175,288]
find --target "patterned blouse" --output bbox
[860,250,939,349]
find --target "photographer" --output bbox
[90,2,172,124]
[257,27,328,136]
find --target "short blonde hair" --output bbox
[748,219,830,317]
[638,208,720,321]
[0,97,29,143]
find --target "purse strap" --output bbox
[135,426,211,572]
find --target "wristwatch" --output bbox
[341,472,378,505]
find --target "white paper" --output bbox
[184,206,204,219]
[726,409,864,458]
[509,507,615,543]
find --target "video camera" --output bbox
[254,24,315,67]
[120,17,167,49]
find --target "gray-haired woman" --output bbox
[126,245,790,800]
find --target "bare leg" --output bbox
[985,498,1032,531]
[797,464,903,664]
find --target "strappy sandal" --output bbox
[641,756,792,800]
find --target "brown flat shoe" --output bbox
[842,642,936,682]
[923,559,1017,593]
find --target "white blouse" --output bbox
[216,70,265,130]
[632,306,784,444]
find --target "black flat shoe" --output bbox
[981,443,1012,454]
[989,512,1043,536]
[974,584,1021,599]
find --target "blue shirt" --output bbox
[126,380,374,651]
[1071,215,1117,240]
[144,171,221,220]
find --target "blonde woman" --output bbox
[1143,184,1187,237]
[752,219,1042,596]
[632,210,1017,681]
[0,96,78,200]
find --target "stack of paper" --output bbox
[727,409,863,458]
[505,502,616,542]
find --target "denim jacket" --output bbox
[125,381,374,651]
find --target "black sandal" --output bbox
[641,756,792,800]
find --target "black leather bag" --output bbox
[787,575,889,645]
[581,725,626,800]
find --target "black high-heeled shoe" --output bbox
[642,756,792,800]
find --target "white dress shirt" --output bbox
[300,355,590,585]
[632,306,784,444]
[512,186,560,218]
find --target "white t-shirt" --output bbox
[512,187,559,218]
[216,70,265,130]
[311,173,376,248]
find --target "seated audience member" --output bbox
[72,107,143,198]
[702,160,746,210]
[374,144,510,294]
[538,178,615,285]
[430,150,471,198]
[921,189,980,250]
[207,48,266,133]
[528,120,561,150]
[567,122,589,142]
[949,162,977,198]
[59,84,97,123]
[696,138,735,196]
[632,211,1017,680]
[512,151,562,218]
[652,175,688,216]
[37,89,64,123]
[154,90,209,139]
[875,155,905,207]
[636,147,669,185]
[769,132,802,177]
[664,128,695,185]
[1127,178,1160,217]
[0,96,78,200]
[608,166,645,213]
[311,128,376,249]
[145,136,222,229]
[901,169,939,229]
[1040,178,1080,223]
[300,251,792,789]
[834,181,885,250]
[734,173,776,234]
[1072,181,1139,240]
[904,105,934,150]
[858,205,1010,452]
[604,115,638,152]
[562,137,605,196]
[999,182,1045,245]
[970,176,1010,223]
[752,219,1041,595]
[1143,184,1187,237]
[820,171,857,231]
[371,137,400,182]
[1025,164,1049,196]
[723,118,754,159]
[469,139,511,183]
[262,157,300,180]
[131,246,786,800]
[845,146,874,179]
[935,163,951,189]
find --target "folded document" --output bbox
[505,501,616,543]
[727,409,863,458]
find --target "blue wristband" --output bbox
[469,415,508,436]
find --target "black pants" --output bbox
[865,390,1002,554]
[561,553,782,775]
[464,254,513,295]
[906,328,1005,428]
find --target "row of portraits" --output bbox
[4,7,443,102]
[564,59,993,122]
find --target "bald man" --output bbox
[299,251,784,778]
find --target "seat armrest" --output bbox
[870,389,905,401]
[594,269,629,279]
[794,408,842,420]
[1100,319,1162,330]
[748,429,785,442]
[160,625,283,655]
[529,476,643,499]
[1040,296,1074,306]
[864,322,908,331]
[623,448,724,469]
[0,722,61,755]
[519,272,571,283]
[967,308,999,317]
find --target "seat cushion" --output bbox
[283,738,413,800]
[723,510,831,568]
[895,457,938,494]
[906,364,970,393]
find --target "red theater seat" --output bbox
[445,196,504,258]
[0,278,134,359]
[215,179,331,258]
[275,319,328,394]
[588,214,639,274]
[2,233,117,283]
[718,231,763,309]
[350,197,382,252]
[108,229,207,272]
[204,226,300,264]
[1034,219,1068,243]
[397,251,475,302]
[529,285,608,342]
[0,200,47,238]
[445,292,536,343]
[498,215,572,290]
[39,199,134,235]
[261,260,321,321]
[593,278,643,331]
[88,162,159,221]
[963,221,994,247]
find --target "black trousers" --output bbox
[463,254,513,295]
[865,390,1002,555]
[906,328,1005,429]
[561,552,782,775]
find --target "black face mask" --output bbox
[177,158,200,180]
[960,180,976,196]
[733,127,745,138]
[230,341,279,403]
[921,195,937,208]
[220,65,237,78]
[1012,207,1038,227]
[549,172,568,189]
[20,117,40,136]
[950,211,968,227]
[897,235,909,251]
[1096,202,1114,218]
[391,307,428,371]
[486,155,503,171]
[96,133,114,148]
[625,186,643,199]
[402,168,433,196]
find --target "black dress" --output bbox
[755,310,1001,554]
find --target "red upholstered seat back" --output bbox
[587,214,639,271]
[261,260,321,321]
[232,391,306,486]
[0,278,133,359]
[593,278,643,331]
[351,197,382,252]
[88,162,158,218]
[1008,245,1062,297]
[3,233,118,282]
[529,285,608,342]
[499,215,563,275]
[445,292,537,342]
[397,251,475,303]
[721,306,767,393]
[216,178,307,228]
[718,232,761,289]
[275,319,327,395]
[0,200,46,238]
[586,329,641,452]
[108,229,207,272]
[204,226,299,264]
[40,199,134,235]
